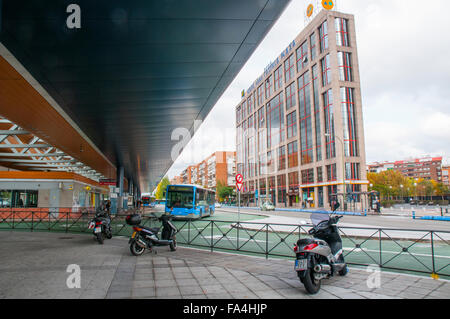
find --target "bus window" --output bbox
[166,188,194,209]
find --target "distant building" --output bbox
[177,152,236,189]
[368,157,443,182]
[442,166,449,186]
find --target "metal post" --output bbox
[210,221,213,253]
[430,232,436,276]
[238,190,241,223]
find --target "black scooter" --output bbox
[87,207,112,245]
[294,202,348,294]
[126,212,177,256]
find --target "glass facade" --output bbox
[338,52,353,82]
[287,141,299,168]
[298,71,313,165]
[321,54,332,87]
[340,87,358,157]
[323,89,336,159]
[319,20,329,52]
[312,65,322,162]
[274,66,283,91]
[284,54,295,83]
[335,18,349,47]
[266,92,285,149]
[296,41,308,73]
[286,111,297,139]
[286,81,297,111]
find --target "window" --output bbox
[284,54,295,83]
[326,164,337,182]
[286,111,297,139]
[345,163,360,180]
[317,167,323,183]
[323,89,336,159]
[259,154,267,175]
[319,20,329,53]
[338,52,353,82]
[258,130,266,153]
[266,92,285,149]
[287,141,299,168]
[296,41,308,73]
[277,175,287,204]
[247,94,254,114]
[274,66,283,91]
[346,184,361,202]
[265,75,273,99]
[340,87,358,157]
[312,65,322,161]
[242,101,247,119]
[236,106,241,124]
[257,85,264,106]
[321,54,332,86]
[259,178,267,197]
[267,151,274,173]
[310,33,317,60]
[335,18,349,47]
[298,71,313,165]
[301,169,314,185]
[278,146,286,171]
[258,107,265,129]
[285,81,297,110]
[289,172,299,189]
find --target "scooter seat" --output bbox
[141,226,160,234]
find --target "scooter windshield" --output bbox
[311,213,330,226]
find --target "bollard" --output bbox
[442,208,444,217]
[412,211,415,219]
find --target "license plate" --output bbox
[94,227,102,233]
[295,259,308,271]
[131,232,136,239]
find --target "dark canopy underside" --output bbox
[0,0,290,192]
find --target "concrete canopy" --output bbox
[0,0,290,193]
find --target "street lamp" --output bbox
[325,132,345,210]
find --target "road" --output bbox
[216,207,450,232]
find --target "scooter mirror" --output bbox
[332,201,340,212]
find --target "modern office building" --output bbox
[178,151,236,190]
[368,157,443,182]
[236,10,368,210]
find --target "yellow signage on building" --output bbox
[307,4,314,17]
[322,0,334,10]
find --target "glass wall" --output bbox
[0,190,38,208]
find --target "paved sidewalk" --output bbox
[0,231,448,299]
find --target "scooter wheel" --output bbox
[338,265,349,276]
[170,237,177,252]
[130,241,145,256]
[302,269,321,295]
[96,233,104,245]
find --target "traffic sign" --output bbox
[236,174,243,184]
[236,182,243,192]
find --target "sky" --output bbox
[166,0,450,180]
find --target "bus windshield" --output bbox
[166,186,194,209]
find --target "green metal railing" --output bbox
[1,209,449,278]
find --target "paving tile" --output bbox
[132,287,156,298]
[156,286,181,297]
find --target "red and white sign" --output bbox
[236,174,244,192]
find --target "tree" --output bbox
[216,180,234,202]
[155,177,170,200]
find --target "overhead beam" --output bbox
[0,152,66,157]
[0,144,51,148]
[0,159,76,163]
[0,130,29,135]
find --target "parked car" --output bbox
[215,203,222,209]
[260,200,275,211]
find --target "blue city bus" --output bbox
[165,185,215,219]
